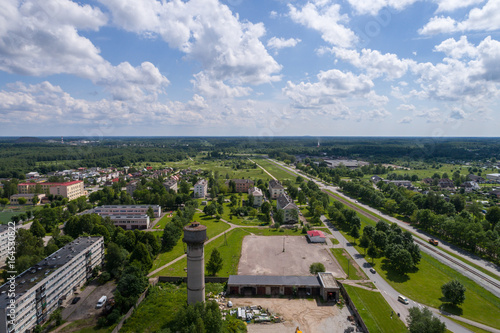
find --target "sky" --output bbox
[1,0,500,138]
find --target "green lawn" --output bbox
[313,227,332,235]
[153,228,251,277]
[252,157,296,181]
[150,237,186,273]
[153,212,174,230]
[344,284,407,333]
[368,252,500,329]
[446,318,493,333]
[194,212,231,239]
[57,318,115,333]
[331,248,367,280]
[0,205,41,224]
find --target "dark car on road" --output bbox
[71,297,81,304]
[370,268,376,274]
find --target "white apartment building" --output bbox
[92,205,161,218]
[0,225,10,265]
[194,179,208,198]
[0,237,104,333]
[269,180,285,199]
[108,215,150,230]
[248,187,263,207]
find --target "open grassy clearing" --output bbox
[195,212,231,238]
[56,318,115,333]
[343,284,407,333]
[153,228,250,277]
[0,205,41,224]
[119,283,225,333]
[331,248,367,280]
[252,157,296,181]
[150,237,185,273]
[153,212,174,230]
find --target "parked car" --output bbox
[96,295,107,308]
[71,297,81,304]
[370,268,376,274]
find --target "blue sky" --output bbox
[1,0,500,137]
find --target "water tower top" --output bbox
[183,222,207,244]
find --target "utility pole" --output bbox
[283,237,285,252]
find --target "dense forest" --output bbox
[0,137,499,178]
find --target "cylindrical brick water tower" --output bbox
[183,222,207,304]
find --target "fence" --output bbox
[338,281,369,333]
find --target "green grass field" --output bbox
[0,205,40,224]
[252,157,297,181]
[150,237,186,273]
[194,212,231,238]
[331,248,367,280]
[153,228,250,277]
[344,284,407,333]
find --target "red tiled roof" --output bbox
[307,230,326,238]
[18,180,83,186]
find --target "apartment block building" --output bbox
[248,187,263,207]
[126,180,140,197]
[276,194,299,224]
[269,180,285,199]
[194,179,208,198]
[0,225,10,265]
[91,205,161,218]
[163,179,178,193]
[226,179,254,193]
[0,237,104,333]
[17,181,85,201]
[108,215,150,230]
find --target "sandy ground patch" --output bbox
[238,236,344,278]
[230,297,357,333]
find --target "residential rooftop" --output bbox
[0,236,103,309]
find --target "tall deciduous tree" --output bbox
[441,280,466,306]
[162,223,181,252]
[407,307,446,333]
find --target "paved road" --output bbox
[320,216,472,333]
[267,158,500,296]
[264,158,500,332]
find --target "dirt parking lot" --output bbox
[230,297,356,333]
[238,236,344,278]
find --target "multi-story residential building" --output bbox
[194,179,208,198]
[269,180,285,199]
[126,180,140,197]
[108,215,150,230]
[91,205,161,218]
[9,194,45,205]
[17,181,85,201]
[163,179,178,193]
[226,179,254,193]
[0,225,10,264]
[0,237,104,333]
[248,187,263,207]
[486,173,500,182]
[276,194,299,224]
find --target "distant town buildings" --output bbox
[108,215,151,230]
[486,173,500,182]
[248,187,263,207]
[194,179,208,198]
[323,159,369,169]
[268,180,285,199]
[86,205,161,230]
[0,237,104,333]
[17,181,85,201]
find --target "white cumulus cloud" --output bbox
[267,37,301,50]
